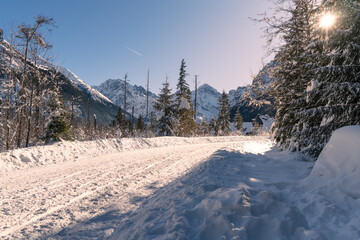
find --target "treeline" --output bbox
[108,59,245,138]
[265,0,360,157]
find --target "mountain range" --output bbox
[93,61,277,123]
[1,38,276,125]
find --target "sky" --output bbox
[1,0,275,94]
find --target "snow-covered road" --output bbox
[0,136,274,239]
[1,131,359,239]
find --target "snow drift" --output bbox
[307,125,360,201]
[294,125,360,239]
[110,126,360,240]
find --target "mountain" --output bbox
[57,68,119,125]
[92,61,277,123]
[93,79,157,119]
[0,39,119,125]
[229,61,277,122]
[191,84,221,121]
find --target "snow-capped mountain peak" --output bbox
[192,83,221,121]
[93,79,157,118]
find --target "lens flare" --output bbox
[320,13,336,28]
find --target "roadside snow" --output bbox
[1,126,359,239]
[289,126,360,239]
[0,136,257,176]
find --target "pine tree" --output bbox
[199,119,210,136]
[234,108,244,131]
[153,80,177,136]
[175,59,196,136]
[266,0,360,157]
[266,0,314,152]
[136,115,145,133]
[296,0,360,157]
[43,83,71,142]
[113,106,128,136]
[209,118,218,136]
[217,91,231,135]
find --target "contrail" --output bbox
[123,45,142,56]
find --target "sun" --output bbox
[320,13,336,28]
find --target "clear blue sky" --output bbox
[1,0,274,93]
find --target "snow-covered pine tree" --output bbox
[209,118,218,136]
[217,91,231,135]
[43,70,71,142]
[153,80,177,136]
[198,119,210,136]
[175,59,196,136]
[234,108,244,131]
[114,106,127,136]
[266,0,314,152]
[136,114,145,133]
[296,0,360,157]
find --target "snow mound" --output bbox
[293,125,360,239]
[307,125,360,201]
[0,136,262,177]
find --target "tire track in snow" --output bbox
[1,141,239,239]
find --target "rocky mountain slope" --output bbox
[0,39,119,125]
[93,79,157,119]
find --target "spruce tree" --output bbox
[136,115,145,133]
[209,118,218,136]
[267,0,359,157]
[114,106,128,136]
[267,0,314,152]
[296,0,360,157]
[43,88,71,142]
[153,80,177,136]
[217,91,231,135]
[175,59,196,136]
[234,108,244,131]
[199,119,210,136]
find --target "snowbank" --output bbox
[0,136,265,176]
[110,126,360,240]
[305,125,360,205]
[294,125,360,239]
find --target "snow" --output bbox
[1,126,359,239]
[0,136,258,176]
[93,78,157,118]
[192,84,221,121]
[58,67,114,105]
[289,126,360,239]
[259,115,274,131]
[178,96,191,110]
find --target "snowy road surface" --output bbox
[0,134,358,239]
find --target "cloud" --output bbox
[123,45,142,56]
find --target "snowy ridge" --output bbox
[93,79,157,118]
[58,67,114,105]
[228,86,249,107]
[0,136,257,176]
